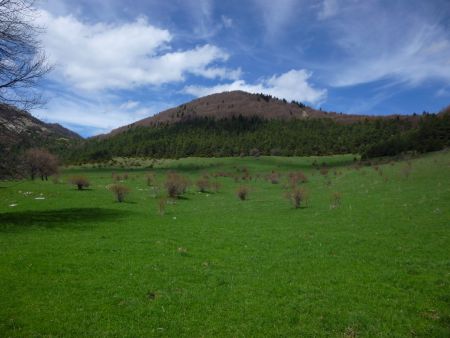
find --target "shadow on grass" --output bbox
[0,208,129,232]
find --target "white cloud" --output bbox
[37,10,239,91]
[184,69,326,104]
[323,2,450,87]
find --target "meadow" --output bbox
[0,151,449,337]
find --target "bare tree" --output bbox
[23,148,58,180]
[0,0,51,109]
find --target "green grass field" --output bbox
[1,152,449,337]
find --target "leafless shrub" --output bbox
[241,167,251,181]
[319,167,329,176]
[267,171,280,184]
[286,187,308,209]
[108,183,130,202]
[165,172,189,198]
[236,186,249,200]
[196,178,210,192]
[69,175,90,190]
[158,197,167,215]
[288,171,308,187]
[330,192,342,209]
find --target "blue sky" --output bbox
[33,0,450,137]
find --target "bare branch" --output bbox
[0,0,51,109]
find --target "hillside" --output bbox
[0,104,82,178]
[0,104,81,145]
[107,91,400,136]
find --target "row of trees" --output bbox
[64,112,449,163]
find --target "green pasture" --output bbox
[0,152,449,337]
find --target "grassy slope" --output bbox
[0,152,449,337]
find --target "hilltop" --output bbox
[106,91,405,137]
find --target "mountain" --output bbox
[0,103,81,146]
[107,90,397,137]
[0,103,82,178]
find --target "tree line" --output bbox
[63,111,450,163]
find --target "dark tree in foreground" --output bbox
[0,0,51,109]
[23,148,58,180]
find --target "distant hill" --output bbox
[106,91,413,137]
[0,104,81,178]
[0,103,81,144]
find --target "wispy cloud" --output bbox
[317,0,338,19]
[254,0,300,41]
[321,1,450,87]
[184,69,326,105]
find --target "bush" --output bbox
[286,187,307,209]
[330,192,342,208]
[319,167,329,176]
[268,171,280,184]
[236,186,249,200]
[288,171,308,187]
[165,172,189,198]
[158,197,167,215]
[196,178,210,192]
[69,176,90,190]
[108,184,130,202]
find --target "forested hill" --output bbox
[105,91,402,137]
[67,109,450,162]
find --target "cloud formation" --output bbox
[37,10,239,91]
[184,69,326,104]
[321,1,450,87]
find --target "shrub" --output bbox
[286,187,307,209]
[288,171,308,187]
[330,192,342,208]
[319,167,329,176]
[158,197,167,215]
[165,172,189,198]
[236,186,249,200]
[196,178,210,192]
[108,184,130,202]
[268,171,280,184]
[69,176,90,190]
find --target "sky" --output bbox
[31,0,450,137]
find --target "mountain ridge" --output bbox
[105,90,417,137]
